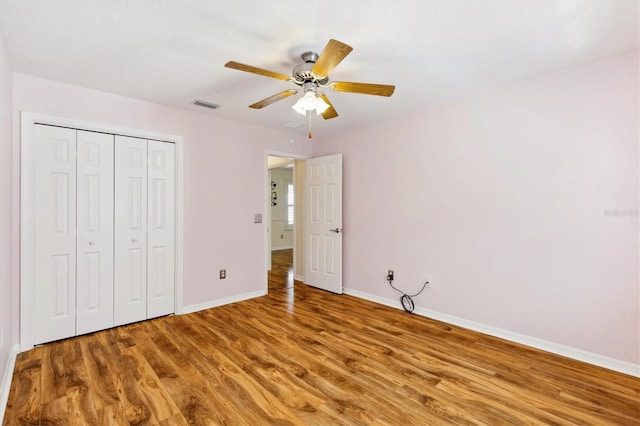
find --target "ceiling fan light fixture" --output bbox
[315,95,330,115]
[291,97,307,115]
[292,91,329,116]
[301,91,318,109]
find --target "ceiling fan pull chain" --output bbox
[308,110,312,139]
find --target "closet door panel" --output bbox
[76,130,115,335]
[33,125,77,344]
[147,141,175,319]
[114,136,148,326]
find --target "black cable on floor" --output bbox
[387,279,429,313]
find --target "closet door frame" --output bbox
[20,111,184,351]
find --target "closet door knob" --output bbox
[89,240,96,245]
[132,237,138,243]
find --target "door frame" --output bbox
[20,111,184,351]
[264,150,309,292]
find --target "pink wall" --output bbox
[0,25,13,382]
[314,51,639,365]
[12,74,312,318]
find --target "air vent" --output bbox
[193,100,220,110]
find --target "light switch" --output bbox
[254,214,262,223]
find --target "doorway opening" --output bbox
[266,153,306,294]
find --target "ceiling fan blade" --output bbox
[225,61,291,81]
[312,39,353,78]
[318,94,338,120]
[330,81,395,97]
[249,90,298,109]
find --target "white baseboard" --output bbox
[272,246,293,251]
[181,290,267,315]
[343,288,640,378]
[0,344,19,421]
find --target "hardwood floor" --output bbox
[268,248,296,292]
[4,248,639,425]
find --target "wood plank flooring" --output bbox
[4,249,639,425]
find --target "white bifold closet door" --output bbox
[76,131,115,335]
[114,136,147,326]
[33,125,115,343]
[33,126,175,345]
[114,136,175,326]
[146,140,176,319]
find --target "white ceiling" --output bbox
[0,0,637,136]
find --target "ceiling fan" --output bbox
[225,39,395,137]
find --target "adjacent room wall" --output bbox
[313,51,639,368]
[12,73,312,317]
[0,25,13,393]
[270,168,294,250]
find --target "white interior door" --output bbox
[147,140,176,318]
[304,153,343,293]
[114,135,148,326]
[33,125,77,344]
[76,130,115,335]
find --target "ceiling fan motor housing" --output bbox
[292,51,329,85]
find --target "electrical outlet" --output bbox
[387,270,394,281]
[219,269,226,279]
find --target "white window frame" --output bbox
[285,179,294,231]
